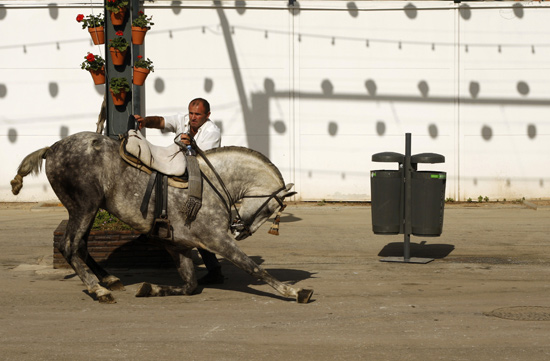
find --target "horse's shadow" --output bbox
[107,255,316,302]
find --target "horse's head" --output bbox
[231,183,296,240]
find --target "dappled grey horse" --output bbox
[11,132,313,304]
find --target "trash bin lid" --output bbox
[372,152,404,163]
[411,153,445,164]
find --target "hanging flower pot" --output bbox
[109,77,130,106]
[109,31,129,66]
[132,56,154,86]
[88,26,105,45]
[131,12,154,45]
[110,8,126,26]
[80,53,105,85]
[89,66,106,85]
[133,66,150,86]
[109,47,127,66]
[77,13,105,45]
[110,89,127,106]
[131,26,148,45]
[106,0,128,25]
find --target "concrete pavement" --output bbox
[1,201,550,360]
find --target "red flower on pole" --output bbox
[137,55,143,60]
[116,30,124,36]
[86,53,96,62]
[76,14,85,22]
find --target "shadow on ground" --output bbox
[106,255,316,302]
[378,240,455,259]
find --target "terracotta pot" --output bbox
[109,47,127,66]
[110,89,127,106]
[89,66,105,85]
[88,26,105,45]
[131,26,148,45]
[133,67,150,86]
[110,8,126,26]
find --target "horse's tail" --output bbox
[11,147,51,195]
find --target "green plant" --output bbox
[109,31,129,51]
[132,11,154,28]
[80,52,105,71]
[106,0,129,13]
[109,77,130,94]
[134,55,154,71]
[76,13,104,29]
[484,196,489,203]
[467,198,473,203]
[477,195,483,203]
[445,197,455,203]
[92,209,132,231]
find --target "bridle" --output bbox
[229,187,286,239]
[183,139,287,239]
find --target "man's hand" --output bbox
[181,133,192,145]
[134,115,146,130]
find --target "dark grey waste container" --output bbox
[411,171,446,236]
[370,169,403,234]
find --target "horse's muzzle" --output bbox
[231,221,251,241]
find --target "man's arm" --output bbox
[135,115,165,130]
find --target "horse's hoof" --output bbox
[97,293,116,304]
[103,276,126,291]
[297,289,314,304]
[135,282,152,297]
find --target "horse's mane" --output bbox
[204,146,284,184]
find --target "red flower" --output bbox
[138,11,144,15]
[76,14,84,22]
[86,53,95,62]
[116,30,124,36]
[137,55,143,60]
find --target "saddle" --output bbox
[119,130,202,238]
[120,130,188,189]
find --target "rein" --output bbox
[179,139,285,237]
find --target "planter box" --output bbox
[53,220,174,269]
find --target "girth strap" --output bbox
[155,172,168,219]
[141,171,158,218]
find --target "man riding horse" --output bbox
[135,98,224,286]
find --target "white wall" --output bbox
[1,1,549,202]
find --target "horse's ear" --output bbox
[281,184,297,199]
[283,191,297,199]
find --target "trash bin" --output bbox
[410,153,446,237]
[370,152,404,235]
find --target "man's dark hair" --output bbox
[190,98,210,114]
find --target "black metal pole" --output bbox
[105,0,142,138]
[403,133,412,262]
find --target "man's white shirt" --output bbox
[163,113,221,151]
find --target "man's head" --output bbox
[188,98,211,132]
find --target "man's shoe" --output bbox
[198,269,224,285]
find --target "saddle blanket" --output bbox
[125,129,187,176]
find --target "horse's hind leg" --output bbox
[136,247,197,297]
[85,256,125,291]
[55,214,116,303]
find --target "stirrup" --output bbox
[152,218,172,239]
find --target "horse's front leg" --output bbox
[135,247,198,297]
[207,236,314,303]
